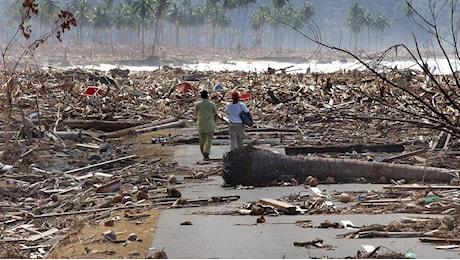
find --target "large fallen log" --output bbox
[98,117,179,138]
[222,146,457,186]
[39,119,148,132]
[284,143,405,155]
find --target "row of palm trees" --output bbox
[347,2,391,50]
[1,0,394,59]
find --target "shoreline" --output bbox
[3,41,448,74]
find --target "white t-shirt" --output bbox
[225,102,249,123]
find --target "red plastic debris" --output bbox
[240,92,251,99]
[177,82,197,92]
[82,86,101,96]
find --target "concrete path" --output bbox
[148,144,460,259]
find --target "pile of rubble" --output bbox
[1,63,460,258]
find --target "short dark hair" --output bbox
[200,90,209,98]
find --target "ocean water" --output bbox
[73,57,459,75]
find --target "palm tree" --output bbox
[272,0,289,10]
[131,0,156,58]
[296,1,315,49]
[363,11,372,50]
[166,2,188,47]
[251,4,269,48]
[205,2,230,48]
[37,0,60,34]
[372,12,391,50]
[299,1,314,23]
[151,0,173,57]
[347,2,366,50]
[223,0,256,47]
[66,0,91,44]
[187,3,206,48]
[88,5,112,45]
[103,0,115,10]
[112,3,133,45]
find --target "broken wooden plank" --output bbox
[436,245,459,250]
[57,119,148,132]
[27,203,152,219]
[20,244,51,250]
[27,228,61,242]
[356,231,423,238]
[383,185,460,190]
[259,198,297,215]
[285,143,405,155]
[376,148,427,162]
[3,228,60,242]
[95,179,121,193]
[63,155,138,174]
[75,173,94,180]
[98,117,178,138]
[134,120,186,134]
[211,139,280,145]
[94,172,113,178]
[419,237,460,244]
[360,198,412,204]
[75,143,100,149]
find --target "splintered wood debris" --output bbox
[1,65,460,258]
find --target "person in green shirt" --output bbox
[194,90,217,160]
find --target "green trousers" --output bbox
[199,131,214,156]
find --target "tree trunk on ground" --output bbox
[222,146,456,186]
[41,119,149,132]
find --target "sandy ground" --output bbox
[48,208,160,259]
[45,130,178,259]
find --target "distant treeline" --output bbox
[0,0,453,55]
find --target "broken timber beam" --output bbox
[45,119,148,132]
[134,120,186,134]
[259,198,297,215]
[222,146,456,186]
[383,185,460,190]
[64,155,138,174]
[419,237,460,244]
[98,117,179,138]
[285,143,405,155]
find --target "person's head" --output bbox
[200,90,209,99]
[231,91,239,101]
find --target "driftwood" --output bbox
[64,154,138,174]
[383,184,460,190]
[0,131,83,141]
[284,143,405,155]
[222,146,456,186]
[49,119,147,132]
[419,237,460,244]
[98,117,179,138]
[134,120,186,134]
[259,198,297,214]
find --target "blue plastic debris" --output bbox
[213,84,224,90]
[28,112,38,119]
[404,252,416,259]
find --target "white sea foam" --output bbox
[71,58,460,75]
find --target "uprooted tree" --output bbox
[1,0,76,162]
[279,0,460,139]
